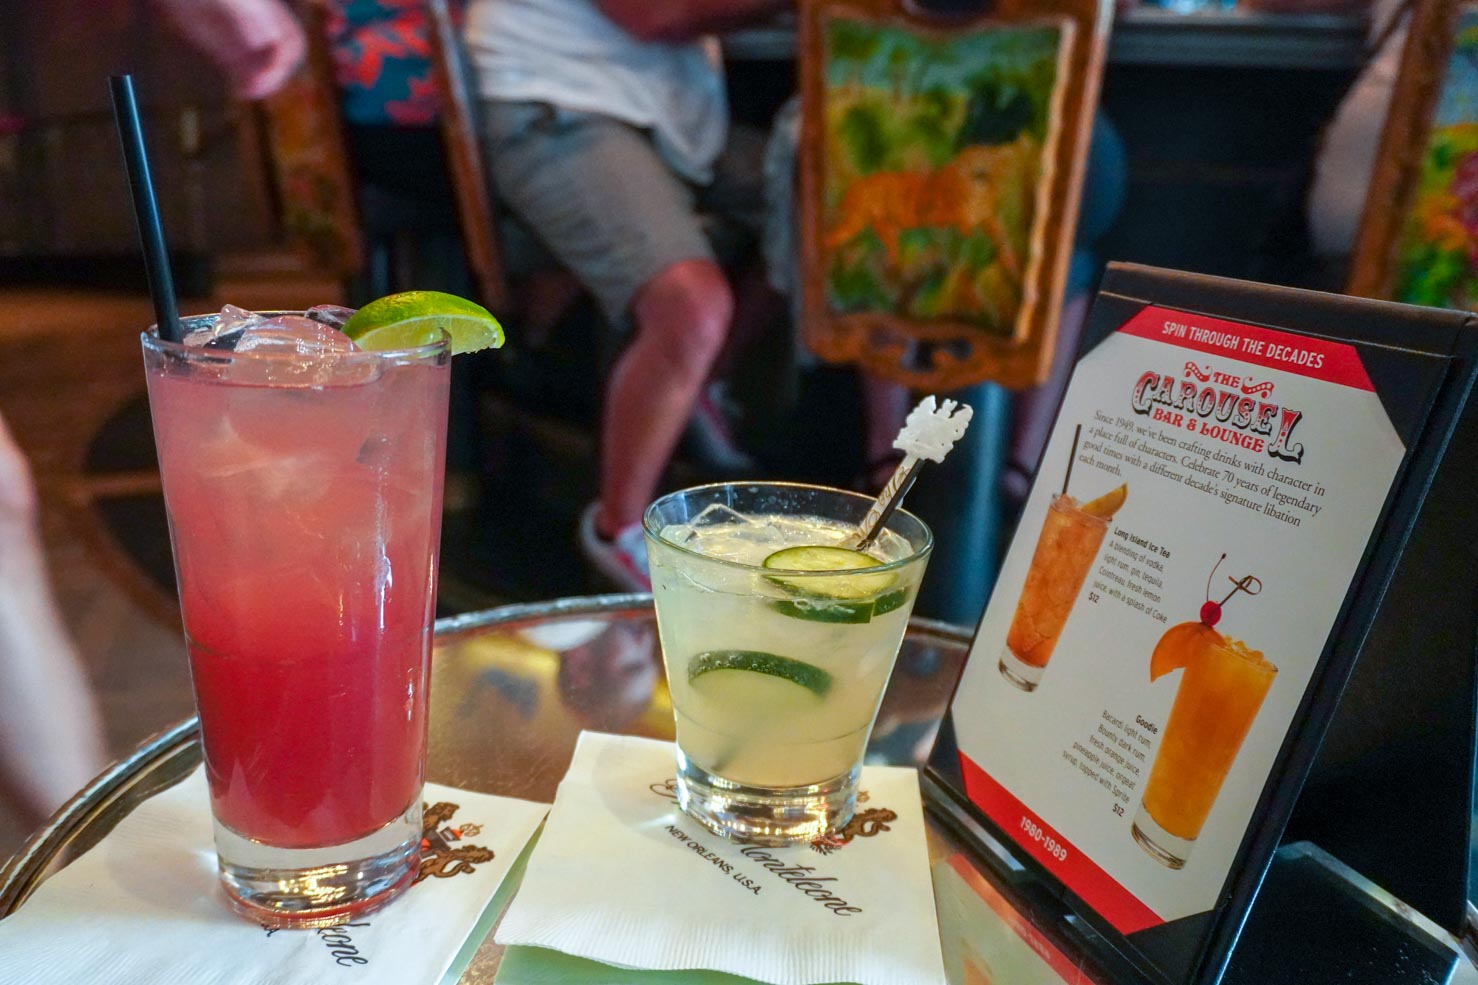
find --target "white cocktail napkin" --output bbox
[0,767,548,985]
[494,732,947,985]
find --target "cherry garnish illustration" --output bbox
[1199,553,1262,628]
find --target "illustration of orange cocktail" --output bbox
[998,483,1125,692]
[1132,558,1276,869]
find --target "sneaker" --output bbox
[578,502,651,592]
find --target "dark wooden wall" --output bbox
[0,0,276,264]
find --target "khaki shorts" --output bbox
[481,100,765,325]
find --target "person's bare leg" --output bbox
[596,259,733,537]
[0,412,107,825]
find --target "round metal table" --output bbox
[0,595,1020,983]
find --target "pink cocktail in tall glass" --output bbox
[143,312,449,926]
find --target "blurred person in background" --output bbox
[153,0,308,101]
[466,0,791,591]
[161,0,777,591]
[156,0,448,193]
[323,0,471,206]
[1307,0,1404,264]
[0,413,108,828]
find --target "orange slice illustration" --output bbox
[1150,620,1222,681]
[1080,483,1127,519]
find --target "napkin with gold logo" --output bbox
[493,731,947,985]
[0,767,547,985]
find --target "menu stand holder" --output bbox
[924,263,1478,985]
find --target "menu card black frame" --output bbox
[923,263,1478,985]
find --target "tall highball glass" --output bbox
[142,315,449,926]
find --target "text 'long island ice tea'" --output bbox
[999,484,1125,692]
[645,483,932,847]
[144,312,450,925]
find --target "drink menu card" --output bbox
[928,265,1478,985]
[950,301,1406,934]
[929,260,1478,985]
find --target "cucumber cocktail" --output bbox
[646,483,932,846]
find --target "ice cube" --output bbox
[690,502,754,528]
[663,523,700,547]
[222,315,377,386]
[869,526,914,562]
[184,303,264,348]
[305,304,357,328]
[235,314,358,356]
[671,502,797,562]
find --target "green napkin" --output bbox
[438,826,544,985]
[494,945,856,985]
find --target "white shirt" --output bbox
[464,0,728,183]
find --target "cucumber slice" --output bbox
[687,650,833,697]
[769,586,911,625]
[762,546,896,600]
[769,599,872,624]
[871,585,910,616]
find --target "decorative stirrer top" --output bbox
[853,397,973,551]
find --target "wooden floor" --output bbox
[0,275,339,862]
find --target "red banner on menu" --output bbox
[1117,306,1375,392]
[960,753,1164,934]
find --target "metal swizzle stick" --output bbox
[853,396,974,551]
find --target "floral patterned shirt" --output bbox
[325,0,462,126]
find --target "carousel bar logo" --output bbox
[1130,363,1306,464]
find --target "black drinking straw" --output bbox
[1061,423,1082,496]
[109,74,182,342]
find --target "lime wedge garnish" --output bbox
[687,650,833,697]
[762,545,896,600]
[341,291,504,354]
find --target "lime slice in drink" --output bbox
[341,291,504,354]
[687,650,833,697]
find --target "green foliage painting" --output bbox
[822,17,1061,334]
[1394,9,1478,309]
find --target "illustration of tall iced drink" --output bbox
[144,308,450,925]
[999,484,1124,692]
[645,482,932,845]
[1132,635,1277,869]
